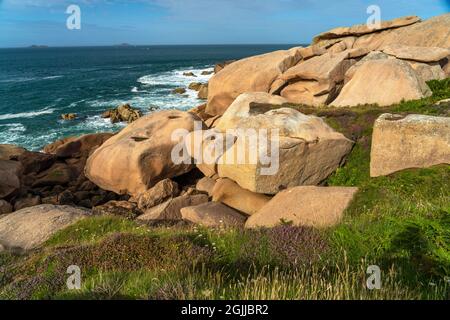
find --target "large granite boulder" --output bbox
[246,186,359,229]
[212,93,354,194]
[206,47,302,116]
[370,114,450,177]
[215,92,289,132]
[332,59,432,107]
[0,205,90,252]
[278,49,368,106]
[85,110,202,197]
[44,133,113,158]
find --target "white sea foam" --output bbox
[0,75,64,83]
[133,65,214,111]
[42,75,64,80]
[0,107,55,121]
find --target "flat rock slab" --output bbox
[181,202,246,227]
[383,45,450,63]
[246,186,358,229]
[313,16,420,42]
[370,113,450,177]
[0,205,90,252]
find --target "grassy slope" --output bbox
[0,79,449,300]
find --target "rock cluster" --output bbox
[1,14,449,252]
[0,133,123,215]
[102,103,142,123]
[206,14,450,114]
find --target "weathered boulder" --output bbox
[0,205,90,252]
[278,49,367,104]
[93,201,141,220]
[352,14,450,50]
[332,59,432,107]
[44,133,113,158]
[211,178,271,216]
[172,87,187,95]
[183,72,196,77]
[214,95,354,194]
[188,103,212,122]
[103,104,142,124]
[206,47,302,116]
[197,84,209,100]
[196,177,216,196]
[280,49,366,83]
[13,194,41,211]
[181,202,246,228]
[137,179,180,210]
[61,113,77,121]
[0,144,26,161]
[85,110,202,197]
[280,81,329,107]
[215,92,288,132]
[313,16,420,43]
[0,160,22,199]
[382,45,450,63]
[246,186,358,229]
[18,151,55,175]
[299,45,327,60]
[184,128,236,178]
[32,162,75,187]
[137,194,208,221]
[214,60,236,74]
[370,114,450,177]
[188,82,203,91]
[0,200,12,215]
[407,61,446,82]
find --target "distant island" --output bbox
[29,45,49,48]
[115,43,133,47]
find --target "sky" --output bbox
[0,0,449,47]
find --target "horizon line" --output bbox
[0,43,310,50]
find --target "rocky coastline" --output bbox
[1,13,450,255]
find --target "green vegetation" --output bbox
[0,79,449,300]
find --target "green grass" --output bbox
[0,79,449,300]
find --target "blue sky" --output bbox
[0,0,449,47]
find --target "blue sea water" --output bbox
[0,44,298,150]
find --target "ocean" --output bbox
[0,45,298,151]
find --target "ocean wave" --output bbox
[42,75,64,80]
[0,107,55,121]
[0,75,64,83]
[137,66,213,86]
